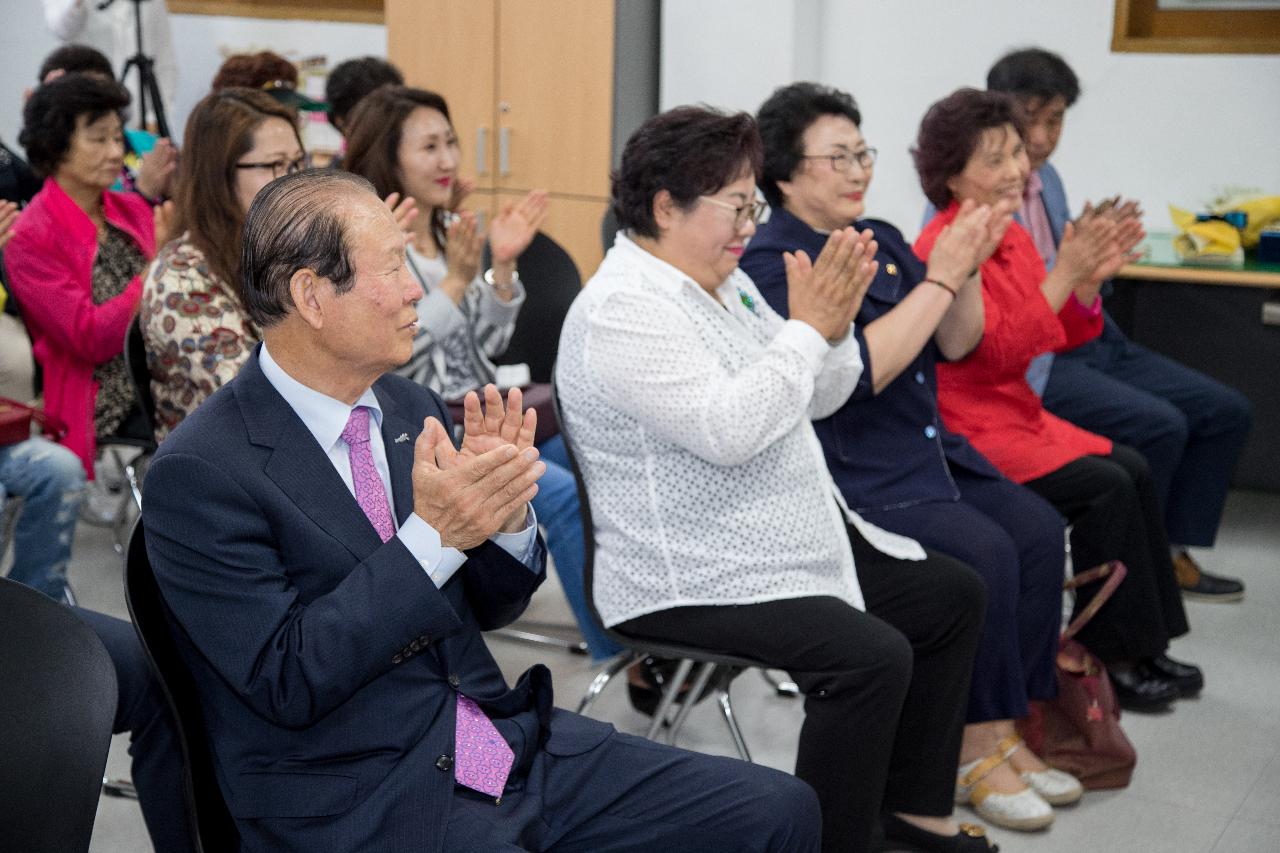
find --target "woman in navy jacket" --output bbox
[741,82,1075,836]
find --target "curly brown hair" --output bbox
[911,87,1025,210]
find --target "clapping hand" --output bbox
[785,226,878,341]
[489,189,550,265]
[411,416,544,549]
[383,192,420,239]
[448,176,476,212]
[0,200,18,250]
[926,199,990,290]
[1060,196,1145,300]
[440,211,486,302]
[136,138,178,200]
[459,384,538,459]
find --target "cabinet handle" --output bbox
[499,127,511,177]
[475,127,488,176]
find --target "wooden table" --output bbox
[1107,233,1280,493]
[1118,232,1280,289]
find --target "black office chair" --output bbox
[600,205,619,254]
[0,577,118,853]
[90,318,158,553]
[552,383,779,761]
[489,230,582,384]
[483,231,591,654]
[125,519,240,853]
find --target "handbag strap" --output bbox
[0,397,69,442]
[1062,560,1128,642]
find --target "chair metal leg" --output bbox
[62,583,78,608]
[576,650,639,714]
[759,668,800,697]
[665,661,717,746]
[716,683,752,762]
[491,624,589,654]
[645,658,694,741]
[102,777,137,798]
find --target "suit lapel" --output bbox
[236,349,385,562]
[378,406,419,527]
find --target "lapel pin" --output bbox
[885,262,898,276]
[395,433,410,443]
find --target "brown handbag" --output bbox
[0,398,68,447]
[1016,560,1138,790]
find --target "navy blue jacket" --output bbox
[142,348,610,853]
[740,208,1001,512]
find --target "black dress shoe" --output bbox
[880,814,998,852]
[1108,665,1178,711]
[1173,552,1245,602]
[626,657,712,717]
[1143,653,1204,697]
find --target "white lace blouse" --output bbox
[556,233,925,628]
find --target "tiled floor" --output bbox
[65,489,1279,852]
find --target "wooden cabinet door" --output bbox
[386,0,499,190]
[496,191,609,282]
[495,0,614,197]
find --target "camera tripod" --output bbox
[98,0,170,138]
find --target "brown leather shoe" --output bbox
[1173,551,1245,602]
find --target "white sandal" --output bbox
[956,746,1054,831]
[1000,734,1084,806]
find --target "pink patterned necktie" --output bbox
[340,407,396,543]
[341,408,513,798]
[454,695,514,799]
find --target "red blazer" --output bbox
[6,178,154,475]
[914,202,1110,483]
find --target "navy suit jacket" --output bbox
[142,348,610,853]
[741,208,1001,513]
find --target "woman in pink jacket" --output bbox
[6,73,159,476]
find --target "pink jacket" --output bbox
[6,178,154,476]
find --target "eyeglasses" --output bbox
[234,156,309,179]
[801,147,878,172]
[700,195,766,228]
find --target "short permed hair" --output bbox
[612,105,763,239]
[212,51,297,92]
[325,57,403,131]
[38,43,114,82]
[19,73,131,178]
[240,169,373,328]
[911,88,1024,210]
[987,48,1080,107]
[757,82,862,209]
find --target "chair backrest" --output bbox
[124,315,157,431]
[600,205,619,254]
[490,231,581,384]
[549,380,615,646]
[124,519,239,852]
[0,577,118,853]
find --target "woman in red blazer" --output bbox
[6,73,159,476]
[912,90,1200,730]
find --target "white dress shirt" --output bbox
[556,234,925,628]
[259,343,538,588]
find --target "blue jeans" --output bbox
[534,435,623,660]
[0,437,85,600]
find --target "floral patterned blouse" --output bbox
[141,235,259,441]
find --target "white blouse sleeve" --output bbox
[585,287,861,467]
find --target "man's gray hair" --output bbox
[241,168,376,328]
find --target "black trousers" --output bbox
[859,469,1064,724]
[620,525,986,853]
[1023,444,1189,663]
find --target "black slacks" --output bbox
[1023,444,1189,663]
[620,524,986,853]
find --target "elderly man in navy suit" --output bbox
[141,169,818,853]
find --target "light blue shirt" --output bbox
[259,343,538,588]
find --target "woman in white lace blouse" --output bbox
[556,107,993,853]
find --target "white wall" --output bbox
[661,0,1280,235]
[0,4,384,154]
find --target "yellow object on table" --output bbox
[1169,205,1243,264]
